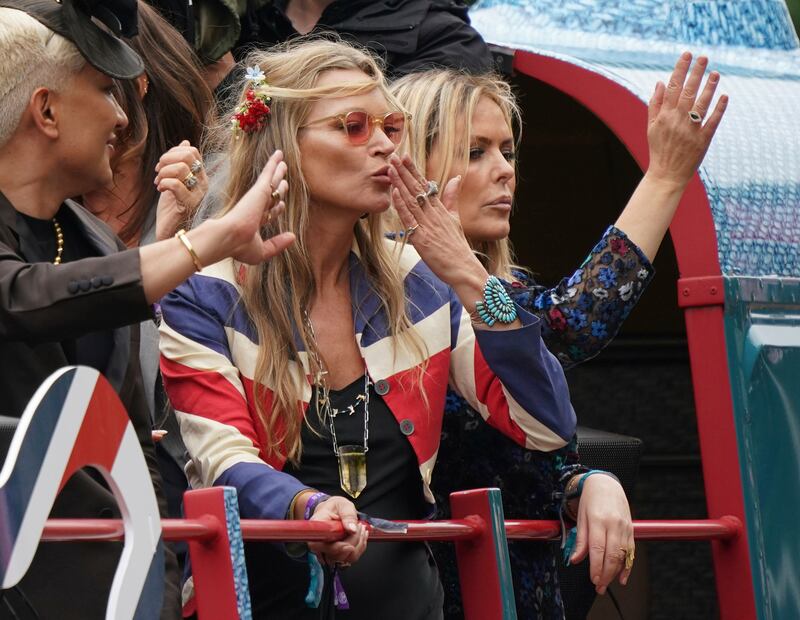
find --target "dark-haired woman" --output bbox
[82,0,218,520]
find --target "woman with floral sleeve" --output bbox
[390,52,727,618]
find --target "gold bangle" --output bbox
[175,228,203,272]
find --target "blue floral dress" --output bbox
[432,226,654,619]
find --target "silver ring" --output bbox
[405,224,419,237]
[688,110,703,124]
[183,171,198,190]
[190,160,203,174]
[424,180,439,197]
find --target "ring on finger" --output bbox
[619,546,635,571]
[190,160,203,174]
[688,110,703,124]
[271,189,281,202]
[405,224,419,237]
[415,180,439,205]
[183,171,198,190]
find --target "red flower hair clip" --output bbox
[231,66,272,135]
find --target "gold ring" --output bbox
[183,171,198,190]
[405,224,419,237]
[620,547,635,571]
[271,189,281,202]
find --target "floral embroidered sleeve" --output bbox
[505,226,654,369]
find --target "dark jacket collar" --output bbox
[0,190,120,257]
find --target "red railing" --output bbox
[42,516,741,543]
[39,506,742,619]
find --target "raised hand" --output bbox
[388,153,485,288]
[154,140,209,240]
[219,149,292,265]
[646,52,728,188]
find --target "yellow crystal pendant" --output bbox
[337,445,367,499]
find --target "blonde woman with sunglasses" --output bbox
[158,38,576,618]
[389,57,726,618]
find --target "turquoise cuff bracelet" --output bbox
[473,275,517,326]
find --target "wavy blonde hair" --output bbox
[391,69,523,280]
[208,38,424,464]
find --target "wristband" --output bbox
[565,469,620,501]
[303,492,331,520]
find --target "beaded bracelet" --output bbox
[473,275,517,327]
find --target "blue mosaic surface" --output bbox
[471,0,800,277]
[223,486,252,620]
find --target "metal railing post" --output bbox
[450,488,517,620]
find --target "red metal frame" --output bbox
[511,50,755,619]
[39,508,743,619]
[42,517,742,543]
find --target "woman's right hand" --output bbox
[645,52,728,189]
[308,496,369,566]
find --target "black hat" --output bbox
[0,0,144,79]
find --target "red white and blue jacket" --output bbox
[159,242,576,520]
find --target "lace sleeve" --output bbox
[506,226,655,369]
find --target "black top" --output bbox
[244,377,443,619]
[238,0,492,78]
[16,207,114,373]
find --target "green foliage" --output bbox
[787,0,800,38]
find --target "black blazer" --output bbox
[0,192,181,619]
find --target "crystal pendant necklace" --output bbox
[305,313,370,499]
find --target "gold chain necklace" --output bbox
[52,218,64,265]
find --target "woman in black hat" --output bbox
[0,1,293,617]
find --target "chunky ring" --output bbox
[688,110,703,124]
[271,189,281,202]
[405,224,419,237]
[183,171,198,190]
[620,547,635,571]
[190,160,203,174]
[415,180,440,205]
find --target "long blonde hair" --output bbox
[391,69,523,279]
[208,38,422,464]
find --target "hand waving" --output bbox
[218,149,293,265]
[646,52,729,187]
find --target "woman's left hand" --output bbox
[388,154,486,288]
[568,474,634,595]
[154,140,209,240]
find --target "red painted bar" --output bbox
[42,516,741,543]
[451,489,513,620]
[183,488,242,620]
[505,517,742,541]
